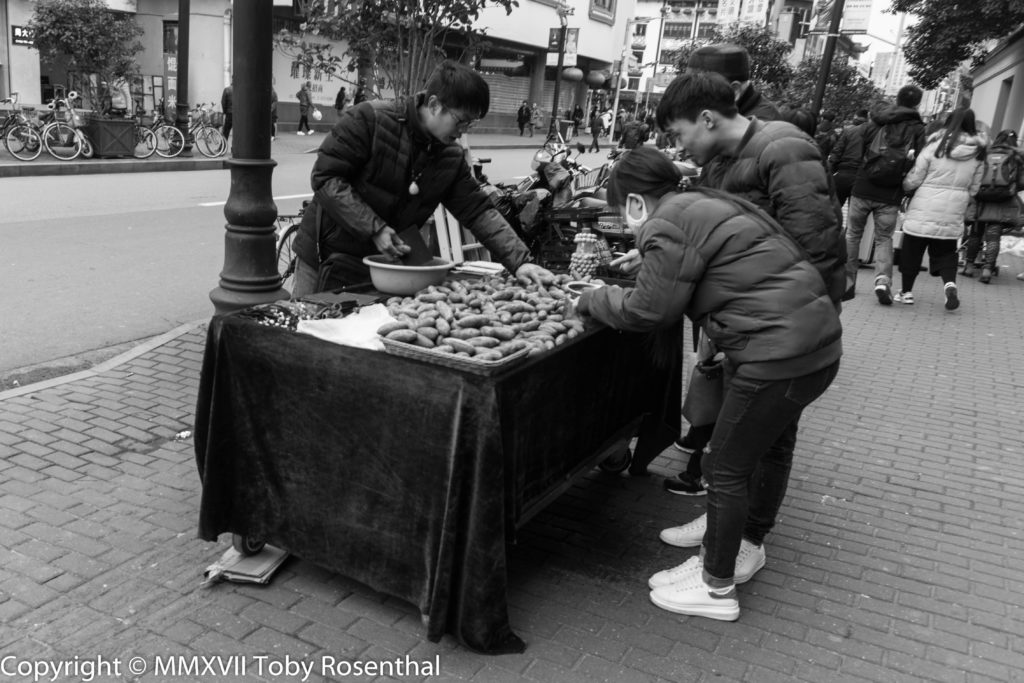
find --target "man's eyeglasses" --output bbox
[447,109,478,132]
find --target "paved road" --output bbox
[0,264,1022,680]
[0,132,605,385]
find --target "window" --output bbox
[589,0,616,25]
[696,22,717,39]
[634,23,647,37]
[632,50,645,64]
[627,77,640,90]
[663,22,693,39]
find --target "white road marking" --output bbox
[198,192,312,207]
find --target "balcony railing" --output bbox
[631,35,647,49]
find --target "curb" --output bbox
[0,319,208,401]
[0,157,227,178]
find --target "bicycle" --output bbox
[189,103,227,158]
[144,107,185,158]
[38,92,87,161]
[1,92,43,161]
[276,201,310,294]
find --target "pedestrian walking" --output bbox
[828,109,869,210]
[575,147,842,621]
[572,105,584,137]
[270,88,278,141]
[516,100,531,136]
[893,107,986,310]
[844,85,927,305]
[963,129,1023,282]
[588,109,603,152]
[296,81,313,135]
[530,103,541,137]
[221,81,233,142]
[334,86,347,116]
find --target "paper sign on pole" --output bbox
[840,0,873,35]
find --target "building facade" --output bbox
[1,0,636,132]
[969,26,1024,136]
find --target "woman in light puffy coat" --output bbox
[895,108,986,310]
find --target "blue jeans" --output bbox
[701,361,840,581]
[846,197,899,289]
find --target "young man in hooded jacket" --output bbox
[844,85,927,304]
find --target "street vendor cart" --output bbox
[193,284,679,654]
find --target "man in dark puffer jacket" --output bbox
[845,86,927,304]
[659,72,847,306]
[577,148,841,621]
[291,61,551,295]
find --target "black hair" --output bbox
[856,108,869,119]
[423,60,490,118]
[993,129,1019,147]
[936,107,980,159]
[656,71,738,131]
[606,146,683,208]
[782,108,817,137]
[896,84,923,109]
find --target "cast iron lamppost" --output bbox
[547,1,575,140]
[174,0,192,155]
[209,0,287,313]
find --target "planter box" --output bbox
[84,116,135,158]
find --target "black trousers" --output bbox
[898,233,958,291]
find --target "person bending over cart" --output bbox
[291,60,551,295]
[574,147,842,622]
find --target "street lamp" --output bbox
[609,15,658,142]
[548,1,575,140]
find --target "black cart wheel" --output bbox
[232,533,265,556]
[598,447,632,474]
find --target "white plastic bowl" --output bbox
[362,255,454,295]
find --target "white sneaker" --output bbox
[649,539,765,588]
[649,559,740,621]
[893,291,914,305]
[659,513,706,548]
[648,555,702,589]
[734,539,766,584]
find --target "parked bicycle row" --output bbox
[0,88,227,162]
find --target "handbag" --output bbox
[681,358,724,427]
[892,210,906,249]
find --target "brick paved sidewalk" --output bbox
[1,271,1023,682]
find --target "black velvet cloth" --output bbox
[194,314,679,654]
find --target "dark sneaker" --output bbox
[664,472,707,496]
[980,267,992,284]
[962,264,976,277]
[944,283,960,310]
[840,286,856,302]
[874,282,892,305]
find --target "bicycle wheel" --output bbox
[42,122,82,161]
[78,131,94,159]
[154,125,185,158]
[194,125,226,158]
[5,125,43,161]
[133,127,157,159]
[277,223,300,294]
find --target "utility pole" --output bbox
[810,0,846,116]
[609,17,644,143]
[548,3,574,140]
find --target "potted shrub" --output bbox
[27,0,145,157]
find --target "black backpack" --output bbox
[975,146,1020,202]
[863,124,913,188]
